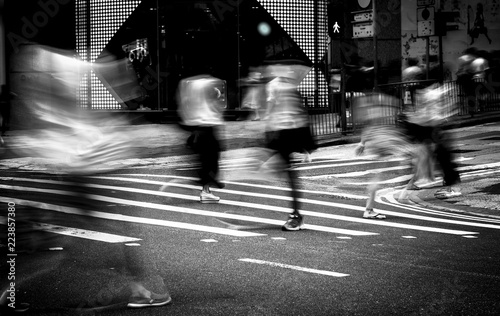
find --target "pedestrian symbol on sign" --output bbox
[333,22,340,33]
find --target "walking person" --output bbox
[402,57,424,110]
[176,73,226,203]
[457,48,479,118]
[262,61,316,230]
[353,93,422,219]
[1,44,172,313]
[403,83,461,199]
[241,70,265,121]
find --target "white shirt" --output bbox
[265,77,309,131]
[177,75,224,127]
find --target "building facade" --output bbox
[2,0,499,130]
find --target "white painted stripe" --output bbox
[89,176,486,234]
[238,258,349,277]
[178,165,259,172]
[343,174,414,185]
[0,180,377,236]
[115,174,367,200]
[457,162,500,171]
[0,216,141,243]
[41,222,140,243]
[299,159,500,180]
[294,157,408,171]
[380,191,500,224]
[86,177,481,235]
[461,168,500,178]
[2,176,490,235]
[455,157,474,162]
[313,165,411,178]
[0,197,266,238]
[105,176,493,231]
[293,160,383,171]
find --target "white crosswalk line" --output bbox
[105,175,500,232]
[0,196,266,238]
[0,216,141,243]
[0,181,378,236]
[116,174,368,199]
[380,190,500,224]
[2,173,497,236]
[310,165,412,178]
[92,176,484,235]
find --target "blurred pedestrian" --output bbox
[2,44,172,312]
[456,48,478,117]
[402,57,424,109]
[402,57,424,82]
[176,74,226,203]
[471,50,490,113]
[403,83,461,199]
[241,70,265,121]
[262,61,316,230]
[353,93,422,219]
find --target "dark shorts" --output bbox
[266,126,317,163]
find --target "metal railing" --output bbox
[309,78,500,137]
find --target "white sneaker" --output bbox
[200,191,220,203]
[302,154,312,163]
[434,188,461,199]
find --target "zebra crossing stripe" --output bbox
[380,191,500,224]
[0,176,487,235]
[0,182,377,237]
[96,176,490,233]
[35,223,142,243]
[0,197,266,238]
[308,165,412,178]
[0,216,141,243]
[114,174,368,199]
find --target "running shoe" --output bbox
[127,292,172,308]
[282,214,304,231]
[200,191,220,203]
[434,188,462,199]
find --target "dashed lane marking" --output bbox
[238,258,350,277]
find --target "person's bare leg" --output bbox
[363,175,386,219]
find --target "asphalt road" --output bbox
[1,126,500,315]
[1,120,500,315]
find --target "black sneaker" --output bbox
[282,214,304,231]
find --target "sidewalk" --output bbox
[1,111,500,219]
[405,111,500,219]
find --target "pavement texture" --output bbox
[1,110,500,219]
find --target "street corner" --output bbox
[408,179,500,220]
